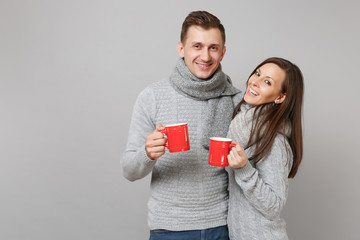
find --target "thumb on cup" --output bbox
[156,124,165,131]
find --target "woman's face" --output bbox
[244,63,286,106]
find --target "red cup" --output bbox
[208,137,236,167]
[159,123,190,153]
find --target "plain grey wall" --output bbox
[1,0,359,239]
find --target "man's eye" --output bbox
[194,45,200,49]
[211,46,218,51]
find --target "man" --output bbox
[121,11,241,240]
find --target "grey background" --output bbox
[1,0,359,239]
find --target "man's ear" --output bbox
[177,42,184,58]
[220,45,226,61]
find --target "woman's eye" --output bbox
[265,80,271,85]
[255,71,260,76]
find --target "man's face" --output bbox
[177,26,226,80]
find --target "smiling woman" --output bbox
[226,57,304,239]
[244,63,287,106]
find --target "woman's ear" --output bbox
[274,93,286,104]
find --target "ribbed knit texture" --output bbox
[122,77,242,231]
[226,110,293,240]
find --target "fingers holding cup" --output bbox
[228,142,248,169]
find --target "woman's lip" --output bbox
[248,87,258,96]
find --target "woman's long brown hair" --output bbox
[233,57,304,178]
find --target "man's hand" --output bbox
[145,124,167,160]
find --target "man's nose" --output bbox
[200,49,211,61]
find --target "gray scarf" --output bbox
[227,103,256,148]
[170,58,241,149]
[227,103,291,149]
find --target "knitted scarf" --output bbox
[170,58,241,149]
[227,103,256,148]
[227,103,291,149]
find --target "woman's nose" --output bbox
[250,78,259,87]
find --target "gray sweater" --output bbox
[121,79,241,231]
[227,121,292,239]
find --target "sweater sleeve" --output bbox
[233,136,292,220]
[121,87,158,182]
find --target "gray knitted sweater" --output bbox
[226,112,292,240]
[122,79,241,231]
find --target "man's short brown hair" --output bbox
[180,11,226,45]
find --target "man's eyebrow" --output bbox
[209,43,221,47]
[191,42,221,46]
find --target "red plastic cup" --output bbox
[159,123,190,153]
[208,137,236,167]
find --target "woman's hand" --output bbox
[228,141,248,169]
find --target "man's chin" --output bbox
[194,70,216,80]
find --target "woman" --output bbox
[226,57,304,239]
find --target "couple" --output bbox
[121,11,304,240]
